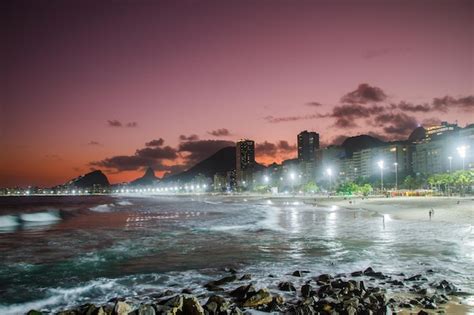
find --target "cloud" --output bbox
[340,83,387,104]
[256,141,278,156]
[179,134,200,141]
[432,95,474,112]
[372,112,418,138]
[255,140,296,158]
[107,120,138,128]
[178,139,234,164]
[396,101,431,112]
[306,102,323,107]
[91,155,160,172]
[264,114,319,123]
[208,128,231,137]
[107,120,122,127]
[87,141,102,146]
[145,138,165,147]
[135,146,178,160]
[323,103,386,129]
[90,139,177,172]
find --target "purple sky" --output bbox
[2,0,473,186]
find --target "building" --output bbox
[297,130,319,162]
[424,121,459,142]
[236,139,255,186]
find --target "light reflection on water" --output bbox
[0,195,472,314]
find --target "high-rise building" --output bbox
[298,131,319,162]
[236,139,255,185]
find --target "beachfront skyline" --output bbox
[2,0,473,186]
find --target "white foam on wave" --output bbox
[210,206,284,233]
[89,204,115,212]
[20,211,61,223]
[116,200,133,206]
[0,215,19,227]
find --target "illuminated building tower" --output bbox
[298,131,319,162]
[236,139,255,187]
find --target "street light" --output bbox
[377,160,384,192]
[457,146,466,170]
[263,175,269,184]
[326,168,332,192]
[394,162,398,191]
[448,156,452,173]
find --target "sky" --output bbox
[2,0,473,187]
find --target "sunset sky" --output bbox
[2,0,473,187]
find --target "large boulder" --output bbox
[243,288,272,307]
[114,301,132,315]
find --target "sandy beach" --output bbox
[313,196,474,225]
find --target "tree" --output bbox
[303,181,319,193]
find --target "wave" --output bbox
[0,215,19,228]
[116,200,133,206]
[89,204,115,212]
[19,210,61,223]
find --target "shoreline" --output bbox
[23,267,473,315]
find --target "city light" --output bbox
[263,175,269,183]
[377,160,384,191]
[457,145,467,170]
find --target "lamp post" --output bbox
[457,146,466,170]
[377,160,384,192]
[448,156,452,173]
[394,162,398,191]
[326,168,332,192]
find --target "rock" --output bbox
[278,281,296,292]
[114,301,132,315]
[181,288,193,294]
[56,311,78,315]
[204,295,230,315]
[292,270,303,277]
[27,311,43,315]
[229,307,243,315]
[406,274,423,281]
[418,311,429,315]
[346,305,357,315]
[363,267,375,275]
[78,303,97,315]
[230,284,256,300]
[239,274,251,281]
[388,280,404,286]
[182,295,205,315]
[129,305,156,315]
[242,288,273,307]
[301,284,313,297]
[265,296,285,313]
[315,274,332,283]
[224,267,238,274]
[351,271,363,277]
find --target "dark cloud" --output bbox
[306,102,323,107]
[324,104,386,129]
[145,138,165,147]
[91,155,160,172]
[107,120,122,127]
[277,140,296,152]
[90,139,177,172]
[373,112,418,137]
[340,83,387,104]
[422,118,441,126]
[432,95,474,112]
[179,134,200,141]
[87,141,102,146]
[256,140,296,158]
[135,146,178,160]
[396,101,431,112]
[264,114,319,123]
[256,141,278,156]
[178,139,235,164]
[208,128,231,137]
[107,120,138,128]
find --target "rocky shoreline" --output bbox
[24,267,471,315]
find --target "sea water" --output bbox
[0,195,472,314]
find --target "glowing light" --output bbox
[377,160,384,169]
[457,145,466,158]
[326,168,332,176]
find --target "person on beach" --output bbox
[429,209,432,220]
